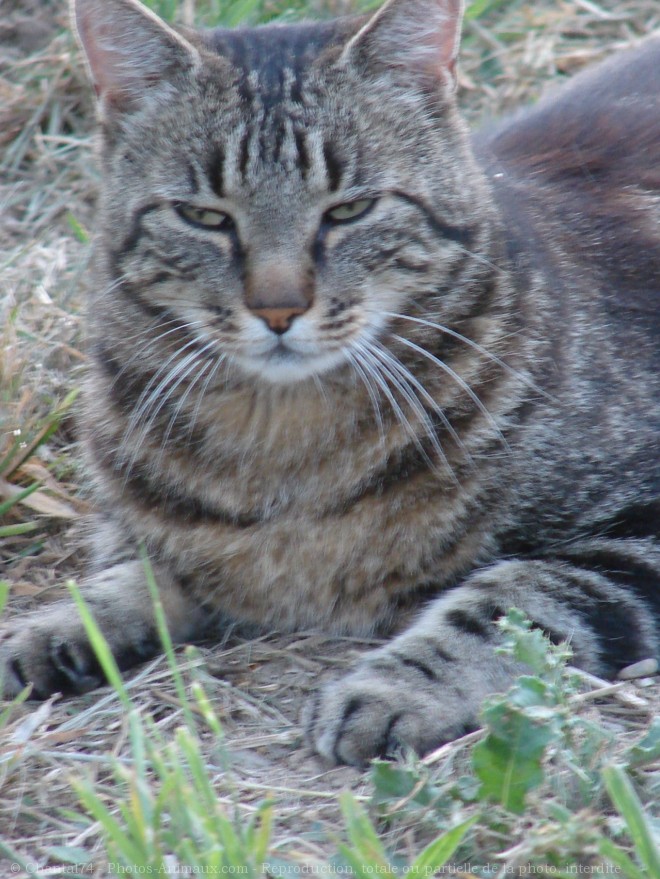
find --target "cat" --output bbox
[1,0,658,767]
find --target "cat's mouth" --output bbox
[235,337,350,385]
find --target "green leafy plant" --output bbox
[472,609,574,812]
[369,609,660,872]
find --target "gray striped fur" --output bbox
[1,0,658,766]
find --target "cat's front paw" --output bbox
[0,613,105,699]
[306,658,483,767]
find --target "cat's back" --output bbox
[474,37,660,361]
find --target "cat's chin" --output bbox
[233,346,349,385]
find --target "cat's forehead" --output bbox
[199,18,357,98]
[178,20,368,197]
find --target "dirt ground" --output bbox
[1,0,659,873]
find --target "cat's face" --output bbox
[80,0,485,385]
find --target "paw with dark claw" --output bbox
[0,621,105,699]
[0,603,159,700]
[305,662,484,767]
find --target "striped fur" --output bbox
[1,0,658,765]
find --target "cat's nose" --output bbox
[244,260,314,335]
[251,306,307,335]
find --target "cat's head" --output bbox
[74,0,490,385]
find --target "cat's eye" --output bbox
[175,203,234,231]
[324,198,376,224]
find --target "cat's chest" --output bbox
[175,381,417,518]
[124,440,484,634]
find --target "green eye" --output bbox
[176,203,234,231]
[325,198,376,224]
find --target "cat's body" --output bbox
[1,0,658,766]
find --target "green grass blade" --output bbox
[465,0,513,20]
[140,546,196,730]
[410,815,478,870]
[625,718,660,769]
[66,211,89,243]
[0,480,41,516]
[244,800,275,865]
[0,682,33,728]
[336,844,385,878]
[0,521,41,537]
[0,434,24,477]
[340,791,391,868]
[66,579,132,709]
[602,764,660,876]
[222,0,265,26]
[0,839,39,875]
[72,778,146,865]
[175,726,219,815]
[597,838,647,879]
[3,389,79,478]
[0,580,9,617]
[191,680,224,739]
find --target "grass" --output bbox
[1,0,659,874]
[1,598,658,874]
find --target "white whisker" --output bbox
[109,317,205,391]
[391,333,510,454]
[361,339,456,480]
[344,348,385,447]
[122,336,204,445]
[369,339,473,468]
[137,346,212,439]
[354,346,434,470]
[186,353,227,448]
[157,342,220,459]
[383,310,549,400]
[119,340,215,476]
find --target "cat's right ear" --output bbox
[71,0,201,118]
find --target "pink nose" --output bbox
[251,306,307,335]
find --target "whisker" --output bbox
[392,333,510,454]
[455,241,504,275]
[369,339,473,468]
[122,336,205,443]
[109,317,206,392]
[344,348,386,447]
[360,339,456,481]
[312,372,331,409]
[119,341,210,474]
[157,342,219,459]
[136,346,212,442]
[186,353,227,448]
[351,341,438,475]
[94,275,210,387]
[382,310,549,400]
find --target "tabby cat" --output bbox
[1,0,658,766]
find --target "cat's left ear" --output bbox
[340,0,464,92]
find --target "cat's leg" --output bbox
[0,559,204,699]
[307,539,659,766]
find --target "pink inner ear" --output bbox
[344,0,464,90]
[73,0,200,111]
[403,0,463,86]
[79,23,125,99]
[75,7,145,104]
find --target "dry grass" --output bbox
[1,0,659,874]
